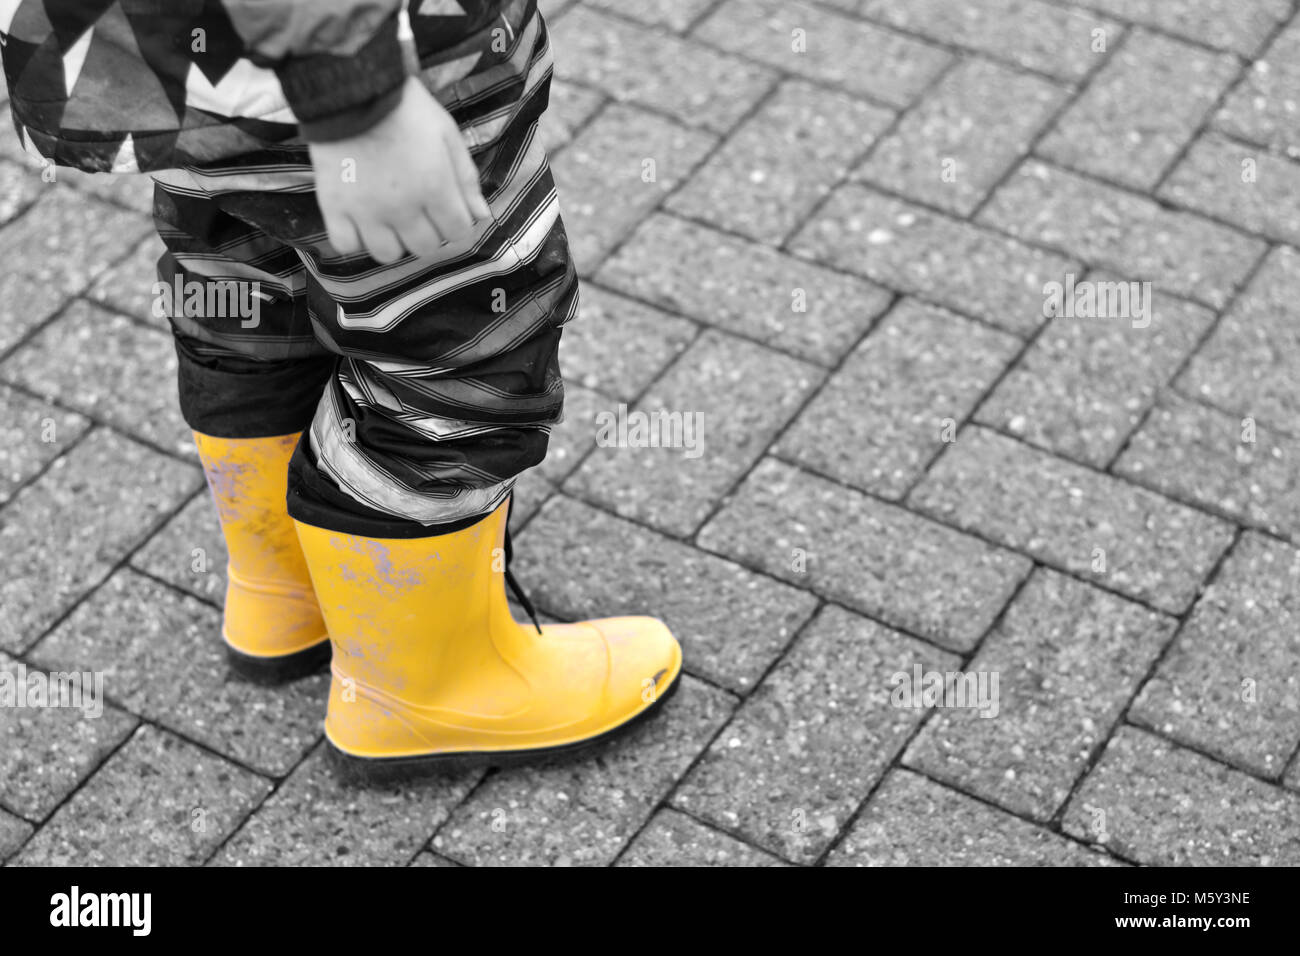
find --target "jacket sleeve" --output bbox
[222,0,411,142]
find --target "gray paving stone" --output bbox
[0,807,33,862]
[0,189,151,355]
[129,492,227,604]
[792,184,1078,336]
[15,725,270,866]
[1130,532,1300,779]
[86,233,167,326]
[0,122,26,165]
[537,0,576,17]
[559,284,698,401]
[1115,394,1300,538]
[0,159,42,224]
[976,280,1217,466]
[910,426,1234,612]
[515,390,622,527]
[552,6,775,133]
[904,569,1175,820]
[586,0,716,33]
[31,570,327,777]
[410,851,460,866]
[599,212,893,365]
[534,383,607,486]
[551,104,716,272]
[0,129,19,168]
[861,0,1120,82]
[565,330,823,537]
[1062,726,1300,865]
[778,299,1020,498]
[538,78,605,155]
[673,605,960,863]
[1038,30,1240,190]
[828,769,1117,866]
[0,651,138,819]
[507,387,603,523]
[0,428,203,652]
[859,57,1067,215]
[0,383,91,506]
[3,143,156,215]
[979,160,1265,309]
[434,675,734,866]
[1180,245,1300,425]
[694,0,952,106]
[698,458,1031,651]
[1160,133,1300,245]
[1213,23,1300,157]
[618,809,788,866]
[516,495,819,694]
[0,300,191,457]
[1286,758,1300,792]
[215,746,478,866]
[668,79,894,243]
[509,470,555,526]
[1053,0,1290,57]
[60,168,155,215]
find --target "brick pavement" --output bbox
[1,0,1298,866]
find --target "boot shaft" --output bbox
[294,500,529,704]
[194,431,327,664]
[194,431,312,585]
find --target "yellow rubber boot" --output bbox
[194,431,329,680]
[293,500,683,776]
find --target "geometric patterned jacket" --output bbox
[0,0,511,172]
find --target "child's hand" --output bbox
[309,77,492,263]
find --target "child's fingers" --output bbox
[425,142,475,241]
[466,186,492,225]
[357,221,405,264]
[445,131,491,223]
[398,215,445,259]
[324,213,363,257]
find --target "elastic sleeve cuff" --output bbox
[274,14,408,143]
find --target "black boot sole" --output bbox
[325,669,683,784]
[226,639,331,684]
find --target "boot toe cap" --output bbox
[591,615,683,713]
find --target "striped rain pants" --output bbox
[151,0,576,538]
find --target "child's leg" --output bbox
[287,123,576,536]
[185,5,572,537]
[155,183,335,438]
[167,4,680,771]
[154,181,335,679]
[287,175,679,773]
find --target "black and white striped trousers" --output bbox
[152,0,577,536]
